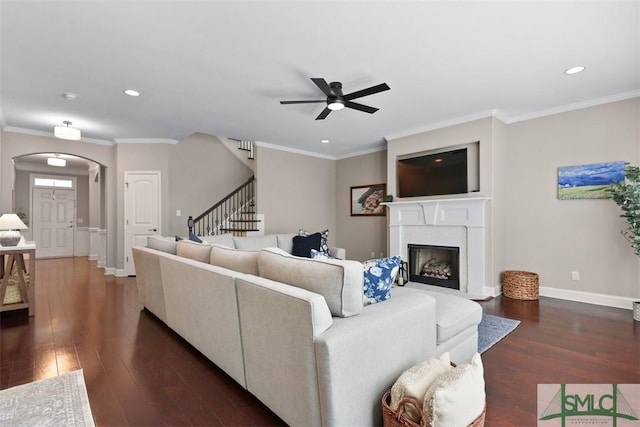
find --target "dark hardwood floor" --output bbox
[1,257,638,426]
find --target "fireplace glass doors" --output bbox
[408,244,460,290]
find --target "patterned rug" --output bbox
[0,370,95,427]
[478,314,520,354]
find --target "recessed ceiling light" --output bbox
[564,66,585,75]
[321,139,329,144]
[124,89,140,97]
[61,92,77,100]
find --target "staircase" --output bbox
[188,176,259,237]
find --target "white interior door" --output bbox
[124,171,161,276]
[33,188,75,258]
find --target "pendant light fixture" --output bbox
[54,121,81,140]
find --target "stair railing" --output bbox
[188,176,257,236]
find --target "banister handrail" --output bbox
[194,176,254,222]
[189,176,257,237]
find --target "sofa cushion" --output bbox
[425,292,483,343]
[147,235,177,255]
[258,248,364,317]
[292,233,322,258]
[390,352,452,422]
[362,256,401,306]
[209,245,259,275]
[276,233,296,253]
[299,229,329,256]
[422,353,485,427]
[201,233,236,248]
[234,234,278,250]
[176,240,211,263]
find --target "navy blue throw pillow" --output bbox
[292,232,322,258]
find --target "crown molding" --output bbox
[2,126,114,145]
[254,140,337,160]
[504,90,640,124]
[113,138,179,144]
[335,145,386,160]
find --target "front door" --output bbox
[32,188,75,258]
[124,171,161,276]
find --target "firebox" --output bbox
[408,244,460,290]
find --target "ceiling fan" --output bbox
[280,78,390,120]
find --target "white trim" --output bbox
[539,286,636,311]
[104,267,116,276]
[254,140,337,160]
[15,162,90,176]
[114,138,179,144]
[115,268,127,277]
[505,90,640,124]
[384,110,504,142]
[335,145,386,160]
[3,126,114,145]
[0,106,5,129]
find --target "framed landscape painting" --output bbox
[351,184,386,216]
[557,161,625,200]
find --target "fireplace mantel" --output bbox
[385,197,492,297]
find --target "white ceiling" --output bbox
[1,1,639,158]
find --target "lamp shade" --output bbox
[0,213,28,230]
[54,121,81,140]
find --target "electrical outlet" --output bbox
[371,252,375,258]
[176,209,181,217]
[571,271,580,281]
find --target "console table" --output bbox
[0,241,36,316]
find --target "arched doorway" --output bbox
[13,153,106,260]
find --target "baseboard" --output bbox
[104,267,116,276]
[115,268,127,277]
[88,254,98,261]
[539,286,637,310]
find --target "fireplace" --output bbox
[408,244,460,290]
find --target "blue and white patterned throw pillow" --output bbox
[363,256,401,306]
[310,249,337,260]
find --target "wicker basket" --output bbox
[503,270,539,300]
[382,390,486,427]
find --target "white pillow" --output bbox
[390,353,451,422]
[422,353,485,427]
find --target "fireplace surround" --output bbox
[386,197,491,297]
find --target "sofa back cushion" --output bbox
[201,233,235,248]
[209,245,259,275]
[176,240,211,263]
[276,233,296,253]
[257,248,364,317]
[147,235,177,255]
[234,234,278,250]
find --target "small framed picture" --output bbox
[350,184,386,216]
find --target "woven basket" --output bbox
[382,390,486,427]
[503,270,539,300]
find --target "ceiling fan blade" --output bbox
[343,83,390,101]
[315,107,332,120]
[311,78,334,96]
[280,100,326,104]
[344,101,379,114]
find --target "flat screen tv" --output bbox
[397,148,468,197]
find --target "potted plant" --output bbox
[608,164,640,321]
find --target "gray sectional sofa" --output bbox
[133,233,482,426]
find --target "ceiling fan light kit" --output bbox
[54,120,81,140]
[280,78,390,120]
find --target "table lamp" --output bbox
[0,213,28,246]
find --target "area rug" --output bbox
[0,369,95,427]
[478,314,520,354]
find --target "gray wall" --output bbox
[256,145,337,245]
[504,98,640,298]
[168,133,254,236]
[335,150,387,261]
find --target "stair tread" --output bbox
[220,228,260,232]
[229,219,262,223]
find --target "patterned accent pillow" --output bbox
[299,229,329,256]
[310,249,337,260]
[362,255,401,305]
